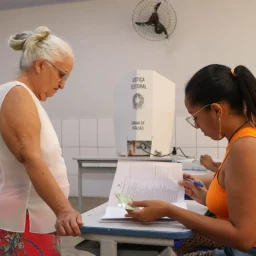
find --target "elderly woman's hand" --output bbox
[55,207,84,236]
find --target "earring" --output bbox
[218,117,222,139]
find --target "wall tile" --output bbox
[80,119,97,147]
[62,120,79,147]
[98,148,117,157]
[98,119,116,147]
[176,117,196,147]
[218,139,228,148]
[80,147,98,157]
[218,148,227,160]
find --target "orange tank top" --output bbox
[206,127,256,220]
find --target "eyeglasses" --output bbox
[45,59,69,83]
[185,104,211,128]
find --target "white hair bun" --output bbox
[8,26,51,51]
[33,26,51,42]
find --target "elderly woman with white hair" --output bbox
[0,26,82,255]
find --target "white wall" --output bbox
[0,0,255,197]
[1,0,256,118]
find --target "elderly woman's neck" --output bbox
[13,73,40,99]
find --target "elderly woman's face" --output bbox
[46,55,73,96]
[36,55,73,100]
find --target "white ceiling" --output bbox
[0,0,88,11]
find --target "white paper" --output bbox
[102,161,186,221]
[101,202,187,221]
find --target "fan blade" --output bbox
[154,2,161,13]
[146,13,159,26]
[155,22,168,38]
[135,22,149,26]
[162,24,168,38]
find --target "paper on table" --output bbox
[101,161,186,221]
[101,202,187,221]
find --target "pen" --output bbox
[184,178,204,187]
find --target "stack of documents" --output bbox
[101,161,186,222]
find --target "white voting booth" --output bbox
[114,70,175,157]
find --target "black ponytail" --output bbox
[185,64,256,122]
[233,65,256,121]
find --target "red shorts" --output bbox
[0,213,61,255]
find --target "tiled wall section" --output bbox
[51,118,227,197]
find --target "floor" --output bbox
[61,196,108,256]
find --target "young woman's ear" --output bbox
[211,103,223,118]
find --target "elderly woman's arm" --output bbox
[0,86,82,236]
